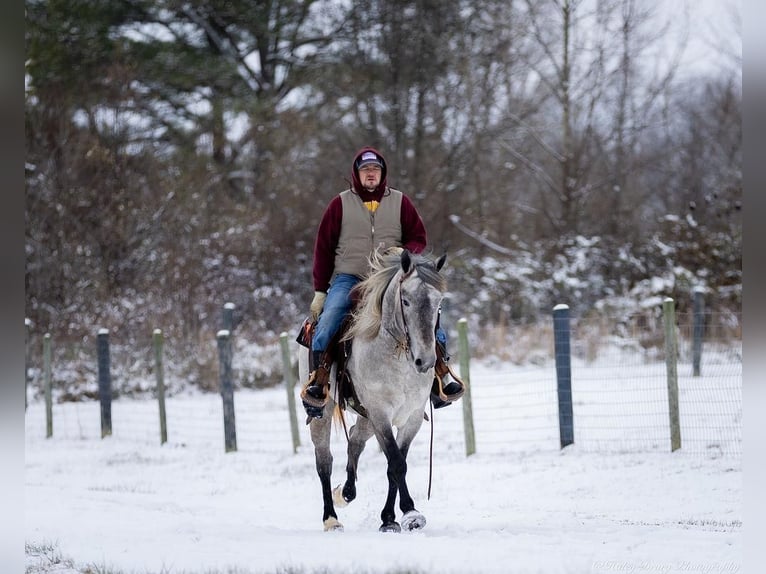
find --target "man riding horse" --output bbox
[300,146,464,419]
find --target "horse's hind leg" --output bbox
[309,409,342,531]
[337,416,375,506]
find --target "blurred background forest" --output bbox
[25,0,741,391]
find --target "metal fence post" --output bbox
[692,287,705,377]
[223,302,236,332]
[457,318,476,456]
[97,329,112,438]
[153,329,168,445]
[280,332,301,453]
[553,304,574,448]
[663,298,682,452]
[217,330,237,453]
[43,333,52,438]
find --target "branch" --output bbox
[181,6,264,93]
[449,215,515,256]
[498,139,560,195]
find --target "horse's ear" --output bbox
[435,253,446,272]
[400,249,412,274]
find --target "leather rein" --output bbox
[385,271,414,360]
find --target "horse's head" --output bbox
[345,250,448,375]
[394,250,447,373]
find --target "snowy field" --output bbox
[25,359,742,573]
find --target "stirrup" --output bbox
[300,371,329,409]
[434,366,465,403]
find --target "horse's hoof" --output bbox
[332,485,349,507]
[401,510,426,531]
[342,482,356,503]
[379,521,401,533]
[323,517,344,532]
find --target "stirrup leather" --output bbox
[433,361,465,403]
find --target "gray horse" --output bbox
[306,249,447,532]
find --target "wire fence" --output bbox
[567,309,741,456]
[24,307,742,459]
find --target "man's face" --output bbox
[359,165,382,191]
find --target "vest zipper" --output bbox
[370,211,376,247]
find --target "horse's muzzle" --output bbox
[414,356,436,374]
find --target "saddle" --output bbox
[295,315,368,418]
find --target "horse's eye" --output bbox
[402,299,410,307]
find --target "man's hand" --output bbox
[310,291,327,320]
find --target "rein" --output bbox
[393,268,436,501]
[384,272,413,360]
[427,399,434,500]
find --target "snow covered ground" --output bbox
[25,360,742,573]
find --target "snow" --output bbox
[25,359,742,574]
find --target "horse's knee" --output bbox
[315,452,333,475]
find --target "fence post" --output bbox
[217,330,237,453]
[97,329,112,438]
[153,329,168,445]
[280,332,301,453]
[692,287,705,377]
[553,304,574,448]
[25,318,32,411]
[663,298,682,452]
[43,333,52,438]
[457,318,476,456]
[223,302,236,332]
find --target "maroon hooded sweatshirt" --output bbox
[312,147,428,292]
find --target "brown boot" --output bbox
[431,343,465,409]
[301,350,331,418]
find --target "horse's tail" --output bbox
[333,403,351,442]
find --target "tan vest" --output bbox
[334,188,403,278]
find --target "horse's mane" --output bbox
[344,250,446,342]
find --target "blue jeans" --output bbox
[312,273,361,353]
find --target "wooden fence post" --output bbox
[43,333,52,438]
[457,318,476,456]
[97,329,112,438]
[153,329,168,445]
[280,332,301,453]
[217,330,237,453]
[553,304,574,448]
[25,318,32,411]
[692,287,705,377]
[663,298,682,452]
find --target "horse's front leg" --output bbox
[394,413,428,531]
[309,409,343,531]
[376,426,412,533]
[335,416,375,507]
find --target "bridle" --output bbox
[385,272,414,360]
